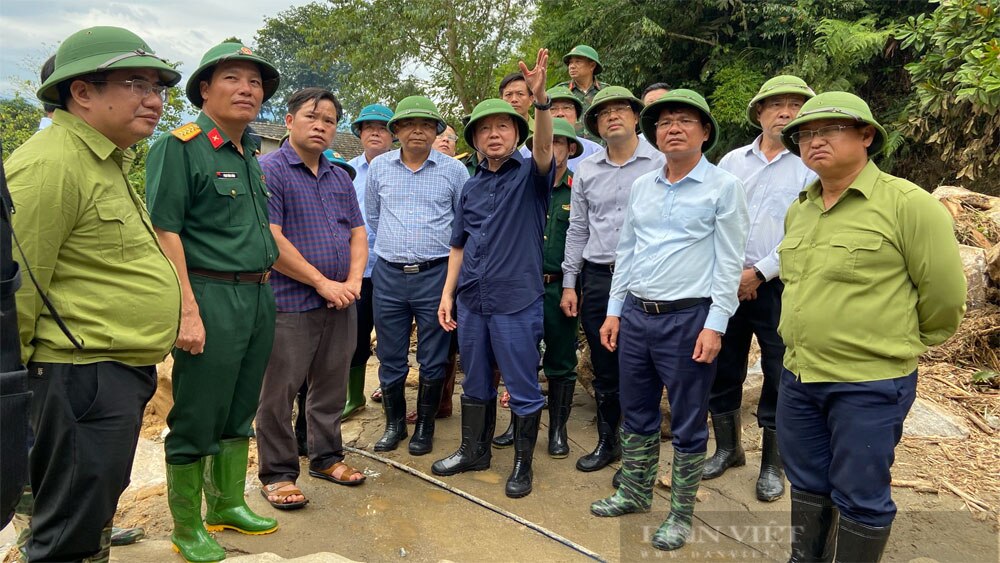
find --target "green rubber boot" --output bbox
[343,365,367,420]
[590,431,659,517]
[651,450,706,551]
[166,460,226,562]
[203,439,278,535]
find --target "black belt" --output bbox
[584,260,615,273]
[632,295,710,314]
[189,268,271,284]
[543,272,563,284]
[385,256,448,274]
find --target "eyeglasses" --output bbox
[596,105,633,120]
[655,118,701,130]
[88,79,170,103]
[790,124,861,144]
[437,134,458,142]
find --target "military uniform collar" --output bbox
[52,109,125,163]
[570,79,602,93]
[556,168,573,190]
[801,160,879,203]
[195,112,258,153]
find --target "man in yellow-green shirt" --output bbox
[6,26,181,562]
[776,92,966,563]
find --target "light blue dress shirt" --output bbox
[716,136,817,280]
[365,148,468,264]
[348,152,378,277]
[607,156,749,333]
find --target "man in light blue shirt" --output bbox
[590,90,748,554]
[365,96,468,456]
[703,76,817,503]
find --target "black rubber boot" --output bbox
[409,378,445,456]
[576,391,621,472]
[834,517,890,563]
[547,378,574,458]
[492,419,514,448]
[703,409,746,480]
[374,380,408,452]
[789,489,838,563]
[505,409,541,498]
[432,397,496,476]
[756,427,785,501]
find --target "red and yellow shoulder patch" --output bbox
[170,122,201,142]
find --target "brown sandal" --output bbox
[260,482,308,510]
[309,461,366,486]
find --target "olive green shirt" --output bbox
[145,112,277,272]
[7,110,181,366]
[543,170,573,274]
[777,160,966,383]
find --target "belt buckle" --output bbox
[261,270,271,284]
[403,264,420,274]
[609,263,615,274]
[543,274,552,284]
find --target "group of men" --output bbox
[6,21,968,563]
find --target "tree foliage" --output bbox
[0,95,43,160]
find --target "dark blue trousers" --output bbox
[372,258,451,386]
[619,297,716,453]
[777,368,917,527]
[710,278,785,428]
[458,297,545,415]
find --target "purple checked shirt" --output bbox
[261,141,364,312]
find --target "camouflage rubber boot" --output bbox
[81,524,112,563]
[651,450,706,551]
[589,431,659,517]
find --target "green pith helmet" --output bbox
[323,149,357,180]
[639,89,719,153]
[186,42,280,108]
[546,86,583,118]
[781,91,887,156]
[563,44,603,75]
[463,99,529,149]
[746,75,816,128]
[582,85,642,138]
[38,26,181,106]
[387,96,446,134]
[526,118,583,158]
[350,103,393,137]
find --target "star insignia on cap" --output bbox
[239,46,253,55]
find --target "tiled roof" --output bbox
[250,121,364,159]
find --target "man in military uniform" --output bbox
[555,44,605,142]
[146,42,282,562]
[8,25,182,562]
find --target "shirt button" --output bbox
[810,243,817,248]
[230,189,236,196]
[544,236,548,241]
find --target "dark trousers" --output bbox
[543,281,579,381]
[580,261,617,394]
[257,306,356,484]
[26,361,155,562]
[618,297,716,453]
[372,258,450,386]
[710,278,785,428]
[458,297,545,415]
[166,277,276,465]
[350,277,374,369]
[777,368,917,527]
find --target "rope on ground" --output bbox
[345,446,607,563]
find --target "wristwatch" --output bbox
[753,267,766,282]
[532,97,552,111]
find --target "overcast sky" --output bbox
[0,0,313,101]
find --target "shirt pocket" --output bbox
[214,178,253,227]
[776,235,805,283]
[670,206,715,239]
[93,196,151,264]
[822,232,884,284]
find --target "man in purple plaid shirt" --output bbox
[255,88,369,509]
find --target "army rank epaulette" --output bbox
[171,123,202,142]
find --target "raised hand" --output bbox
[519,48,550,104]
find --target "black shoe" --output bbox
[789,489,838,563]
[409,378,445,456]
[374,380,408,452]
[576,391,621,472]
[506,408,541,498]
[432,398,496,476]
[703,409,745,480]
[547,379,574,458]
[834,517,890,563]
[756,427,785,501]
[492,419,514,448]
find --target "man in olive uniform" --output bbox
[555,44,605,142]
[146,42,282,562]
[7,26,182,562]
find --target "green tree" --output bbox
[0,94,44,159]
